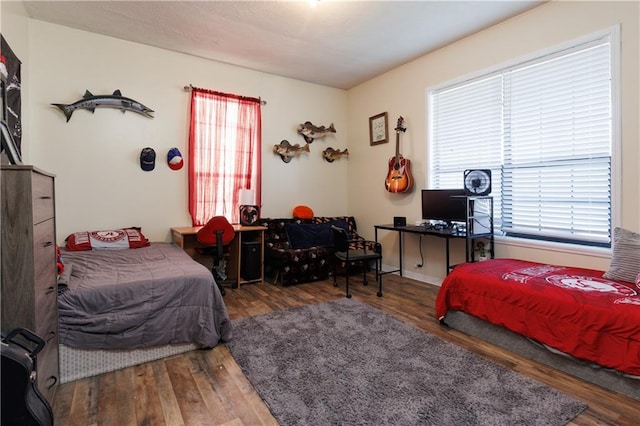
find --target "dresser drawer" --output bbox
[32,172,55,224]
[35,285,58,335]
[34,219,56,292]
[34,301,58,356]
[36,331,59,404]
[34,295,57,404]
[34,266,57,307]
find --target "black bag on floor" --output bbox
[1,328,54,426]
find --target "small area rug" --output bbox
[227,298,587,425]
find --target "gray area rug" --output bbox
[227,299,587,425]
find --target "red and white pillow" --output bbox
[65,227,150,251]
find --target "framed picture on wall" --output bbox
[1,120,22,164]
[1,77,6,122]
[2,34,23,155]
[369,112,388,146]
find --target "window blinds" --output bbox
[430,34,612,246]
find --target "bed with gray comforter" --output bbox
[58,242,232,349]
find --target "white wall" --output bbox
[24,21,348,244]
[347,1,640,283]
[5,1,638,284]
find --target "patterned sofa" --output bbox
[259,216,361,286]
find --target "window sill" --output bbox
[494,235,611,260]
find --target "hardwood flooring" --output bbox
[53,274,640,425]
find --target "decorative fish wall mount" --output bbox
[52,90,154,122]
[273,140,310,163]
[322,147,349,163]
[297,121,336,143]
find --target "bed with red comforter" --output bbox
[435,258,640,378]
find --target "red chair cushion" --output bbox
[197,216,235,245]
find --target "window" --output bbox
[429,28,616,247]
[188,88,262,226]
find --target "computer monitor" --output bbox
[421,189,466,225]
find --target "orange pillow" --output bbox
[293,205,314,219]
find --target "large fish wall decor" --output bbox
[297,121,336,143]
[322,147,349,163]
[273,140,310,163]
[52,90,154,122]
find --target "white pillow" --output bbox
[603,227,640,283]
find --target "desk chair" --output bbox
[331,225,383,298]
[195,216,236,296]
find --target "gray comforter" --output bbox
[58,243,232,349]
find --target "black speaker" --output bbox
[241,241,261,280]
[393,216,406,227]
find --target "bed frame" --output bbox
[443,310,639,401]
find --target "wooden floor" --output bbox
[53,274,640,425]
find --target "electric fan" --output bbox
[239,205,260,225]
[463,169,492,196]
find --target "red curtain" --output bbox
[188,87,262,226]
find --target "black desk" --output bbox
[374,224,467,276]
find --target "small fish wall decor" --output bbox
[273,140,310,163]
[52,90,154,122]
[297,121,336,143]
[322,147,349,163]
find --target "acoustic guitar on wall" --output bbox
[385,116,414,193]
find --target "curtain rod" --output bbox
[183,84,267,105]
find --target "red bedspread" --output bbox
[435,258,640,376]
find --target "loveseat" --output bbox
[259,216,361,286]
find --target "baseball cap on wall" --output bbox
[167,147,184,170]
[140,147,156,171]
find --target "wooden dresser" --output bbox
[1,165,59,403]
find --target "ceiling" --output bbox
[22,1,544,90]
